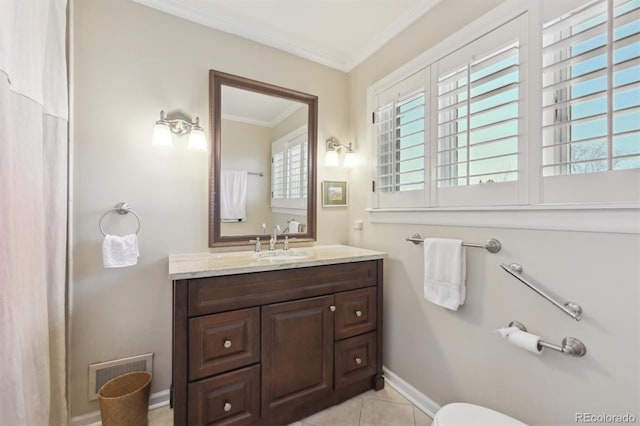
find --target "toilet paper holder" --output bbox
[508,321,587,357]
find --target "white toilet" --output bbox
[433,403,527,426]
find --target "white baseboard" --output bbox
[70,389,170,426]
[383,366,441,418]
[71,372,437,425]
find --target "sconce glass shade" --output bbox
[152,122,173,147]
[325,149,339,167]
[343,151,356,168]
[187,128,207,151]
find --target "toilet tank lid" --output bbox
[434,403,527,426]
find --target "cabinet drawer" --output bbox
[189,308,260,380]
[189,261,377,316]
[334,287,377,340]
[334,332,377,389]
[188,364,260,426]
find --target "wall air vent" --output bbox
[87,353,153,400]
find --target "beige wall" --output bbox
[348,1,640,425]
[71,0,349,417]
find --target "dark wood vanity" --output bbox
[170,251,384,426]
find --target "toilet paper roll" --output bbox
[494,326,521,338]
[506,330,544,355]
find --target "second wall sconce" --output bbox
[152,110,207,151]
[325,137,356,168]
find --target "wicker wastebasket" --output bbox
[98,371,152,426]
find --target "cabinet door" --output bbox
[261,295,334,417]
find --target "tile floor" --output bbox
[148,385,433,426]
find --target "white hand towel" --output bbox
[423,238,466,310]
[103,234,140,268]
[220,170,248,222]
[288,220,300,233]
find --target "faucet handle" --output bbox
[249,237,261,252]
[283,237,297,251]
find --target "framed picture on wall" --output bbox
[322,181,348,207]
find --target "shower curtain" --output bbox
[0,0,69,424]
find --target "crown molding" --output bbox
[132,0,442,72]
[346,0,441,70]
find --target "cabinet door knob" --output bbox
[355,357,362,365]
[223,339,232,349]
[224,402,232,412]
[355,310,362,317]
[329,305,336,312]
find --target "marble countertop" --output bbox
[168,244,386,280]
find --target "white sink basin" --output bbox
[255,250,310,260]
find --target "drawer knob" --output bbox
[355,310,362,317]
[223,339,232,349]
[224,402,232,412]
[355,357,362,365]
[329,305,336,312]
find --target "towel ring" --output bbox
[99,202,141,236]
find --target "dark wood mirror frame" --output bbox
[209,70,318,247]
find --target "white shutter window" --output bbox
[373,70,428,208]
[542,0,640,176]
[377,90,426,192]
[286,133,307,200]
[271,148,285,201]
[376,102,395,193]
[432,15,525,207]
[436,42,520,187]
[271,126,308,211]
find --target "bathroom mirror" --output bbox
[209,70,317,247]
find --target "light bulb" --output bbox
[152,122,172,147]
[343,151,356,168]
[325,150,339,167]
[187,128,207,151]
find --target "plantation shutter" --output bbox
[542,0,640,176]
[271,149,285,201]
[286,133,307,200]
[374,70,428,208]
[432,15,524,206]
[271,127,307,210]
[436,42,520,187]
[541,0,640,202]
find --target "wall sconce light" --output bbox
[325,137,356,168]
[152,110,207,151]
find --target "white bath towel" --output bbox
[103,234,139,268]
[288,220,300,233]
[220,170,248,222]
[423,238,466,310]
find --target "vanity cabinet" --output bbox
[171,259,384,426]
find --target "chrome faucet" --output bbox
[269,226,279,251]
[249,237,261,252]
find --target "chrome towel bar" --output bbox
[406,234,501,253]
[508,321,586,357]
[500,263,583,321]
